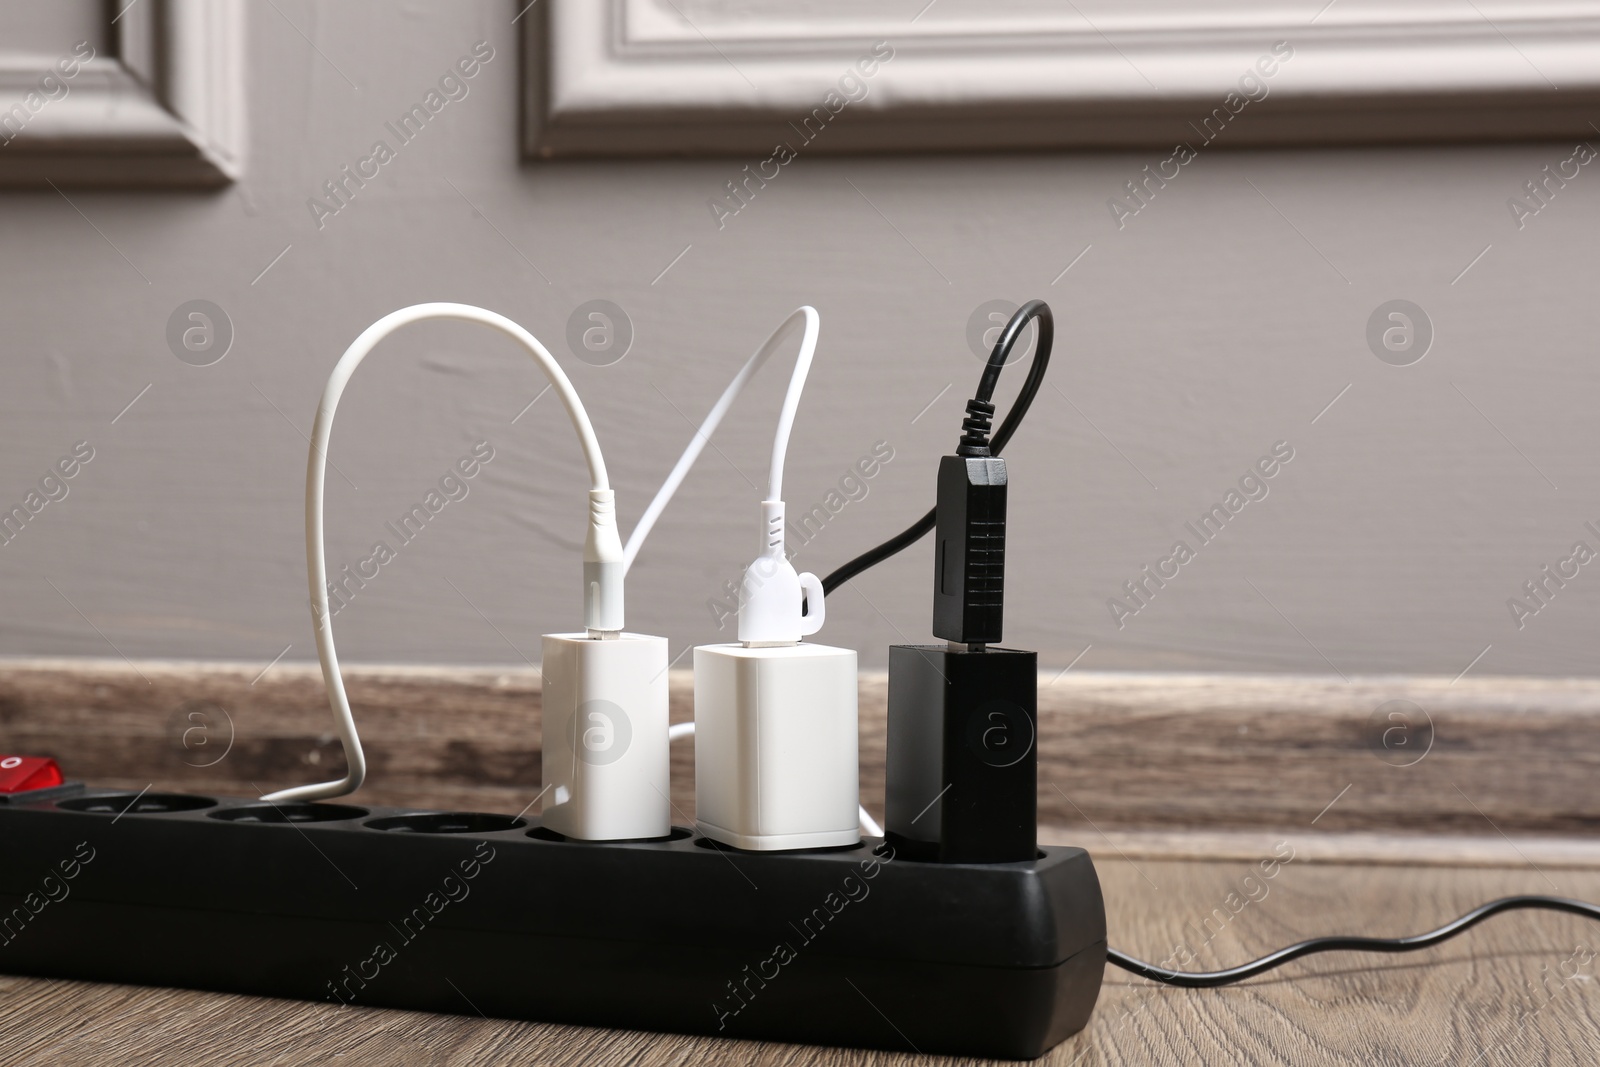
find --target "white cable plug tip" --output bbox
[584,488,624,636]
[737,501,825,646]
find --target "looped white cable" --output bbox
[621,306,819,574]
[260,303,612,804]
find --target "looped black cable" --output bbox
[819,300,1054,595]
[1107,894,1600,988]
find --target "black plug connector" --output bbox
[932,452,1007,646]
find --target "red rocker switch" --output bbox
[0,756,64,794]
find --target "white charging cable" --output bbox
[626,306,827,644]
[622,306,818,575]
[260,303,620,805]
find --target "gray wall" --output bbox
[1,1,1597,677]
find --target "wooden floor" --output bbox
[4,850,1599,1066]
[6,661,1600,1064]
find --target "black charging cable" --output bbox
[827,303,1600,988]
[1108,894,1600,987]
[827,302,1600,990]
[819,299,1054,595]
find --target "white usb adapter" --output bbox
[694,638,859,851]
[540,631,669,841]
[691,311,861,851]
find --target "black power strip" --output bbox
[0,788,1105,1060]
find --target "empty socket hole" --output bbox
[365,812,526,834]
[695,835,865,854]
[694,836,742,852]
[58,793,215,815]
[528,826,692,844]
[210,803,368,824]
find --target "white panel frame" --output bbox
[0,0,243,187]
[523,0,1600,156]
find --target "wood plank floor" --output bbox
[3,855,1598,1066]
[6,660,1600,1063]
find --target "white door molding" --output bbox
[524,0,1600,156]
[0,0,243,187]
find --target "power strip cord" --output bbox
[1108,894,1600,987]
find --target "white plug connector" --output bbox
[583,489,624,635]
[737,501,824,645]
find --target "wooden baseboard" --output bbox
[1038,672,1600,837]
[2,659,1597,845]
[1049,828,1600,870]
